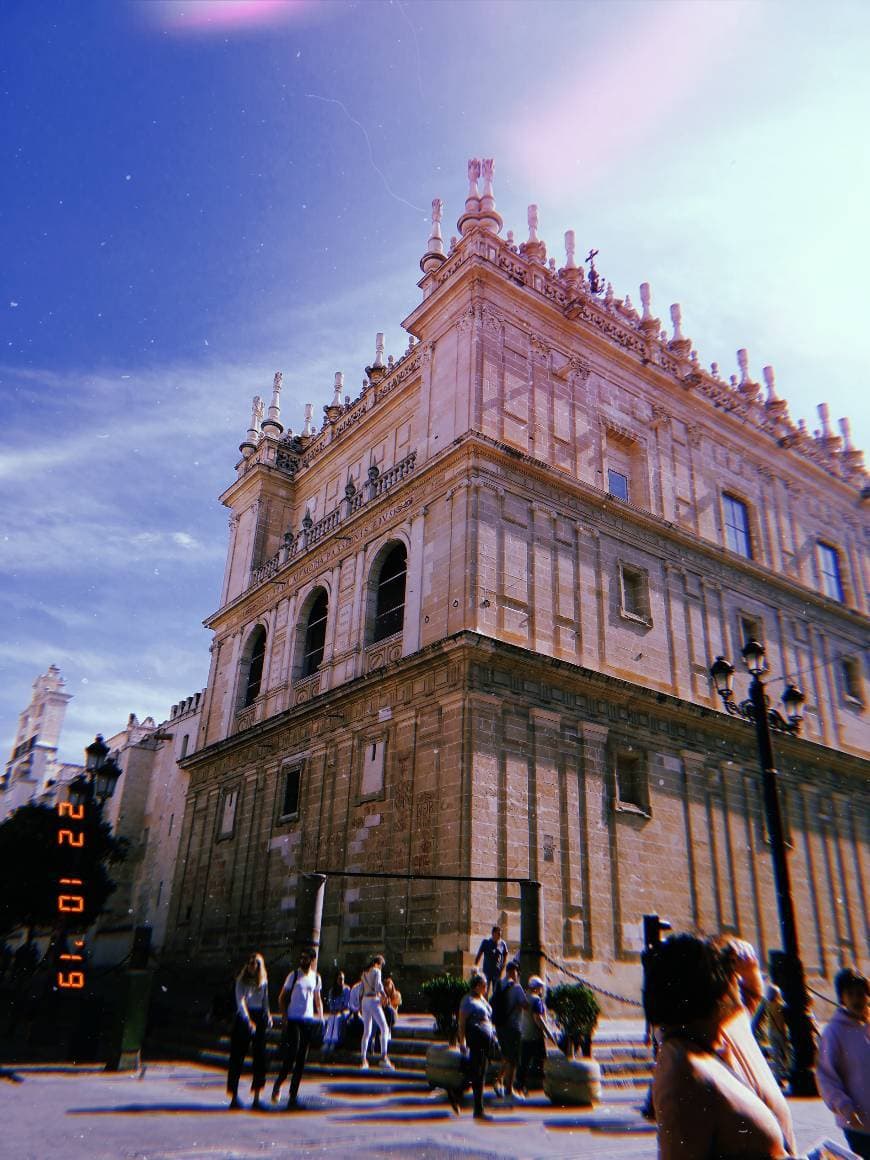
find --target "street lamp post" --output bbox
[709,640,818,1097]
[68,735,122,810]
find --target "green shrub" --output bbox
[420,973,470,1041]
[547,982,600,1058]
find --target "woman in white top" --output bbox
[271,947,323,1109]
[359,954,394,1070]
[227,952,272,1110]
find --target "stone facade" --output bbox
[166,162,869,1004]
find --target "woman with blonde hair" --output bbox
[227,952,272,1110]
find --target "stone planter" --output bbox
[543,1052,602,1106]
[425,1042,464,1092]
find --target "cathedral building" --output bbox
[167,161,868,1002]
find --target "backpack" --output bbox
[491,978,509,1027]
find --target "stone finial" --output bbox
[261,371,284,437]
[421,197,448,273]
[366,332,387,382]
[761,365,787,420]
[711,362,720,378]
[817,402,842,452]
[332,372,343,406]
[762,365,779,402]
[303,402,313,437]
[839,417,866,472]
[240,394,263,457]
[520,204,546,263]
[478,158,503,234]
[457,158,482,236]
[638,282,660,337]
[564,230,577,269]
[528,205,539,243]
[737,349,760,401]
[668,303,692,357]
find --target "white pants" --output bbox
[360,996,390,1060]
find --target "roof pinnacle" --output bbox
[520,205,546,264]
[261,371,284,437]
[457,158,482,237]
[737,349,760,401]
[239,394,263,458]
[421,198,447,273]
[477,158,503,235]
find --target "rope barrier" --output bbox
[542,951,644,1008]
[807,985,838,1009]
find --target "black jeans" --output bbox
[227,1009,268,1097]
[516,1038,545,1092]
[274,1019,316,1103]
[845,1129,870,1159]
[464,1041,488,1114]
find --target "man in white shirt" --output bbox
[271,947,323,1109]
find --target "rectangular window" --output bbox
[607,468,629,501]
[818,543,844,602]
[738,614,763,651]
[723,494,752,558]
[279,763,302,819]
[217,787,239,839]
[841,657,864,705]
[180,733,190,759]
[614,750,650,815]
[360,738,386,799]
[618,562,651,625]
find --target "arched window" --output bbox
[241,626,267,706]
[301,588,329,678]
[372,543,407,642]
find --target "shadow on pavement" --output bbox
[68,1103,231,1115]
[544,1115,656,1135]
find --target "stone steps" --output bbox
[147,1017,654,1090]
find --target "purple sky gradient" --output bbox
[2,0,867,763]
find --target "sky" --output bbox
[1,0,868,764]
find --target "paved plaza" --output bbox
[0,1057,846,1160]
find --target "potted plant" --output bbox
[421,973,469,1092]
[544,982,602,1106]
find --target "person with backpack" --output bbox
[226,952,272,1110]
[271,947,323,1109]
[491,959,527,1103]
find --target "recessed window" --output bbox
[241,626,267,707]
[723,494,752,559]
[180,733,190,759]
[372,543,407,642]
[607,468,629,501]
[818,543,844,602]
[301,589,329,678]
[217,787,239,840]
[360,737,386,799]
[279,763,302,819]
[738,614,763,653]
[841,657,864,705]
[618,562,651,625]
[613,750,650,815]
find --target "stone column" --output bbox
[580,722,612,962]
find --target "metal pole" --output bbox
[748,674,817,1096]
[292,872,327,961]
[519,880,543,983]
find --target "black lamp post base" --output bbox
[787,1067,818,1098]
